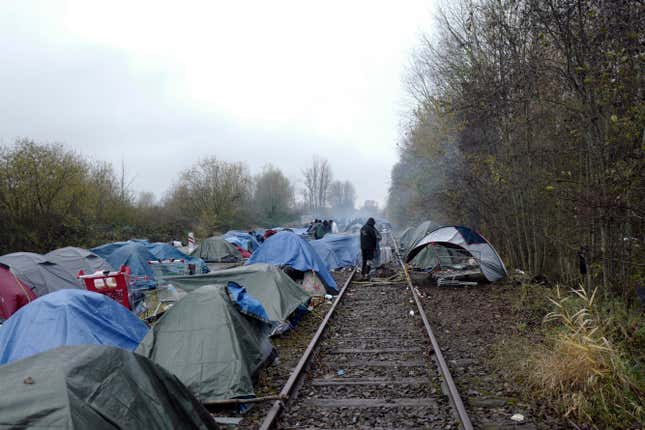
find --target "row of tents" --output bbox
[0,219,507,428]
[0,227,370,428]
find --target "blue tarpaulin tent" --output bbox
[0,289,148,365]
[310,239,341,271]
[313,233,361,269]
[223,231,260,252]
[91,241,157,289]
[145,242,209,273]
[247,231,337,292]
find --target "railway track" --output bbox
[259,233,473,429]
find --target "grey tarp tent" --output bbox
[401,220,441,255]
[191,236,242,263]
[397,227,415,252]
[406,226,508,282]
[160,263,310,333]
[136,284,274,402]
[0,252,83,297]
[0,345,218,429]
[45,246,113,276]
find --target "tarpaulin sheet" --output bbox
[136,283,274,401]
[191,236,242,263]
[91,242,157,289]
[0,289,148,365]
[309,239,341,270]
[313,233,361,269]
[146,242,209,273]
[0,345,218,429]
[247,231,337,292]
[45,246,114,275]
[160,263,310,326]
[0,252,83,297]
[223,231,259,252]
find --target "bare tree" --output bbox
[302,156,333,213]
[328,180,357,212]
[166,157,252,236]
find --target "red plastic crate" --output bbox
[78,265,131,309]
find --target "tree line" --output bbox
[0,139,359,254]
[387,0,644,296]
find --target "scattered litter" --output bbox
[409,310,415,316]
[324,294,333,300]
[336,369,346,376]
[511,413,525,423]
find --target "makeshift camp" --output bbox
[160,263,310,333]
[0,289,148,365]
[136,283,274,402]
[0,252,83,297]
[91,241,157,289]
[406,226,508,282]
[223,230,259,252]
[309,239,341,271]
[0,345,218,429]
[191,236,243,263]
[45,246,113,276]
[247,231,338,293]
[0,262,36,320]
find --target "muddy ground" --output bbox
[414,273,568,430]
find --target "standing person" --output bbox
[314,220,326,240]
[330,219,339,233]
[360,217,381,279]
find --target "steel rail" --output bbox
[391,232,474,430]
[259,267,357,430]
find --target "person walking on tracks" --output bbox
[360,217,381,279]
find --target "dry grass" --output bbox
[527,286,645,428]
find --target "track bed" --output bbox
[275,278,459,429]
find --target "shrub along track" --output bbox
[260,265,471,429]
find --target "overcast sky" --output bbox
[0,1,436,207]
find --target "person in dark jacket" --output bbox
[360,217,381,278]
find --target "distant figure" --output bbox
[360,217,381,278]
[330,219,339,234]
[315,221,327,240]
[577,245,588,275]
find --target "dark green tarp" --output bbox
[136,285,274,402]
[160,263,310,328]
[0,345,218,429]
[190,236,242,263]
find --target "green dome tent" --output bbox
[190,236,242,263]
[136,284,274,402]
[0,345,218,429]
[160,263,310,334]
